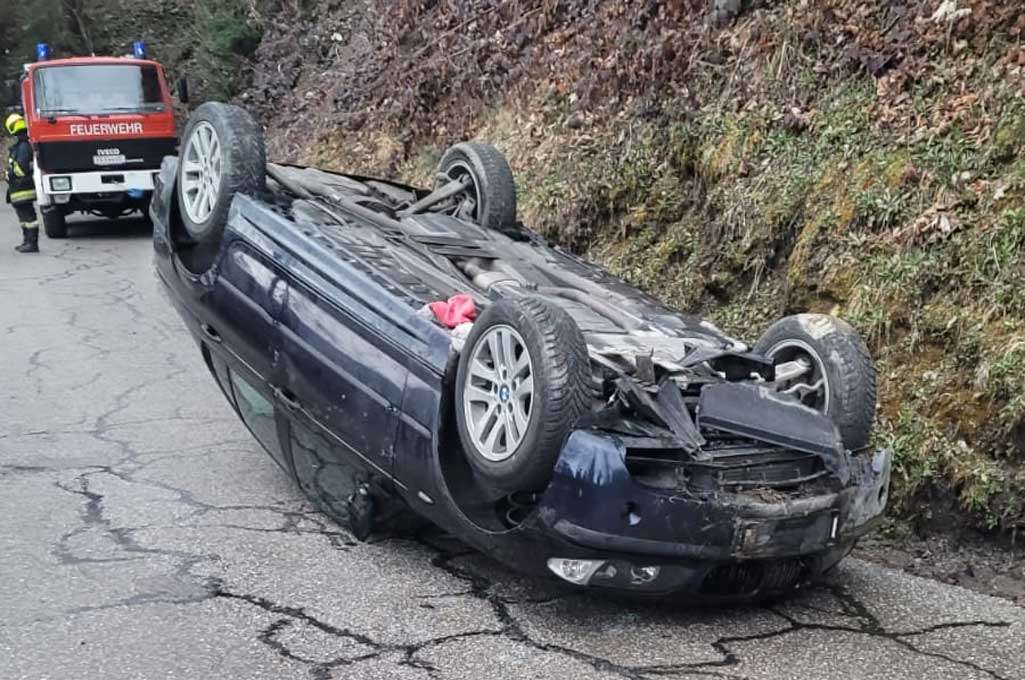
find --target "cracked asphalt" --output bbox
[1,204,1024,680]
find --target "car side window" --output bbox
[204,349,235,408]
[290,418,363,524]
[229,369,286,465]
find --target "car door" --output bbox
[276,275,406,480]
[206,238,287,383]
[202,238,292,474]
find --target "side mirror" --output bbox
[176,76,189,105]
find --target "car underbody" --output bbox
[264,161,885,496]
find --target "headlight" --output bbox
[49,176,72,191]
[546,558,606,585]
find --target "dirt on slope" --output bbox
[855,526,1025,605]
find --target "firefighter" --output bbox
[5,113,39,253]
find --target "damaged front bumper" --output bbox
[531,430,891,595]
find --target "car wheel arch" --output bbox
[413,349,529,537]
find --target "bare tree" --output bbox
[62,0,94,54]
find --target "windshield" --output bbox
[34,64,166,115]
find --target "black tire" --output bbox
[42,207,67,238]
[175,102,265,248]
[455,297,591,492]
[754,314,876,450]
[437,142,517,234]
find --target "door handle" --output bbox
[274,387,301,410]
[201,323,222,343]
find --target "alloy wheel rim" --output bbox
[444,159,482,222]
[181,121,223,224]
[766,339,831,413]
[464,324,534,462]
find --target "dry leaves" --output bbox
[893,186,964,244]
[242,0,1025,167]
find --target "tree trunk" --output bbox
[63,0,94,55]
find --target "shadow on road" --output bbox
[50,213,152,240]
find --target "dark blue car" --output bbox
[152,103,891,600]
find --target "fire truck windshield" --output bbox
[34,64,165,116]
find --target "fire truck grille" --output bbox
[36,138,177,173]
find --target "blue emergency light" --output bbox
[132,41,147,59]
[36,43,52,61]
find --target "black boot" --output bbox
[15,227,39,253]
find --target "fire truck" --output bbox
[20,42,184,237]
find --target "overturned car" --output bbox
[152,103,891,600]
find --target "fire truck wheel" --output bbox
[42,208,68,239]
[176,102,265,249]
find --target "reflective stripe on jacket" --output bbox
[10,188,37,203]
[9,155,27,177]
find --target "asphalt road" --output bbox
[1,203,1023,680]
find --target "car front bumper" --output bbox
[523,430,891,596]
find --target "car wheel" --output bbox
[436,142,517,234]
[176,102,265,256]
[42,208,67,238]
[754,314,876,450]
[455,296,591,492]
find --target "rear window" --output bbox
[33,64,165,115]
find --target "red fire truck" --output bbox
[20,43,183,237]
